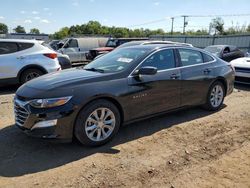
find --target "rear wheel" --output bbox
[20,69,44,84]
[203,81,225,111]
[74,100,121,146]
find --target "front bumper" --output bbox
[14,97,76,141]
[234,67,250,83]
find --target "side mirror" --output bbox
[136,66,157,75]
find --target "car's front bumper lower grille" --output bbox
[14,99,29,127]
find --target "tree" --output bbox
[0,23,8,34]
[30,28,40,34]
[53,27,69,39]
[14,25,26,33]
[210,17,224,35]
[247,24,250,33]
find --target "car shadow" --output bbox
[0,85,19,95]
[234,83,250,91]
[0,105,226,177]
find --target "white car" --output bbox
[230,57,250,83]
[0,39,61,85]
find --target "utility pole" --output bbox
[182,15,188,35]
[171,17,174,35]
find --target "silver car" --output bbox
[0,39,61,85]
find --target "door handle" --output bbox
[17,56,25,59]
[170,74,180,80]
[203,69,211,74]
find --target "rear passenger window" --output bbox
[178,49,203,66]
[18,42,34,51]
[0,42,18,55]
[203,53,214,62]
[141,49,175,70]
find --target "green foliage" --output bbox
[0,23,8,34]
[247,25,250,32]
[52,21,167,39]
[14,25,26,33]
[30,28,40,34]
[210,17,224,35]
[51,20,250,39]
[53,27,69,39]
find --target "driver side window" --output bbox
[68,39,78,48]
[141,49,175,71]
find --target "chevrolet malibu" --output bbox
[14,44,235,146]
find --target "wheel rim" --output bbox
[210,84,224,108]
[85,108,116,142]
[25,72,40,82]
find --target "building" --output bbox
[0,33,49,42]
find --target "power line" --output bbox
[127,13,250,28]
[127,18,168,28]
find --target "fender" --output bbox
[17,64,48,81]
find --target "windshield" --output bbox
[204,46,223,54]
[84,48,150,73]
[106,39,118,47]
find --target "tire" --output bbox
[20,69,44,84]
[203,81,225,111]
[74,99,121,146]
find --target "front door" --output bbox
[127,49,181,120]
[62,39,80,63]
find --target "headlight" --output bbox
[29,96,72,108]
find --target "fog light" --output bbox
[31,120,57,130]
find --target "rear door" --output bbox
[0,42,20,79]
[127,49,181,119]
[177,48,215,106]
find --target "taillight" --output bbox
[43,53,57,59]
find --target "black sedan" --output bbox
[204,45,244,62]
[14,44,235,146]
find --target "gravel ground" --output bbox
[0,84,249,188]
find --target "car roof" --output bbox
[206,45,231,48]
[122,43,194,51]
[0,39,39,43]
[118,40,193,49]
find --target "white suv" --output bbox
[0,39,61,85]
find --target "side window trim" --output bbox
[140,49,177,71]
[176,48,216,68]
[129,48,178,77]
[0,42,19,55]
[202,52,215,63]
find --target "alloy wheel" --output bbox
[85,108,116,142]
[210,84,224,108]
[25,72,40,82]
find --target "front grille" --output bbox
[235,76,250,83]
[14,100,29,127]
[235,67,250,73]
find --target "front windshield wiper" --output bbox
[84,68,105,73]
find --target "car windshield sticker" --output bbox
[117,57,133,63]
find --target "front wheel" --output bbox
[203,81,225,111]
[74,100,121,146]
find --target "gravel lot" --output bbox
[0,84,250,188]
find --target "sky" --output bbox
[0,0,250,34]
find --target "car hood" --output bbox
[231,57,250,68]
[22,68,105,90]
